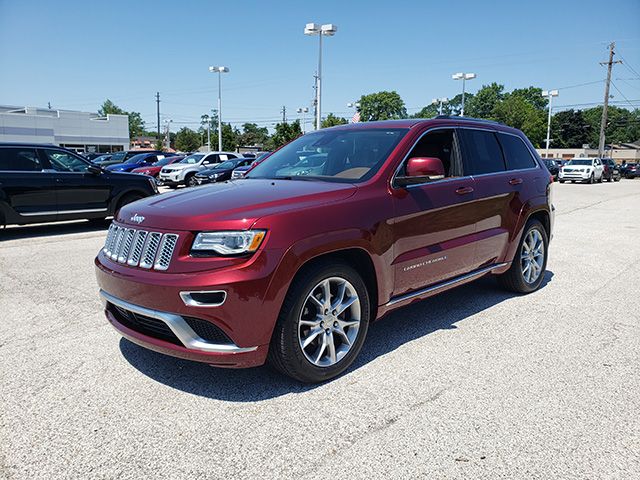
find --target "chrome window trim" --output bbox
[100,290,257,353]
[180,290,227,308]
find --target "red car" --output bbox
[96,117,554,382]
[131,155,184,177]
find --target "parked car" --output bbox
[98,150,164,168]
[600,158,621,182]
[158,151,241,187]
[131,155,184,178]
[194,158,254,185]
[91,154,112,164]
[543,159,559,180]
[105,152,169,173]
[84,152,108,161]
[95,117,554,383]
[231,152,272,179]
[621,163,639,179]
[558,158,604,183]
[0,143,157,227]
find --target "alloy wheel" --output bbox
[298,277,361,368]
[520,228,544,284]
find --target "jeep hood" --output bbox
[117,179,357,231]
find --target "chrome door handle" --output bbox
[509,178,523,185]
[455,186,474,195]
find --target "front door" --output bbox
[390,128,478,296]
[40,148,111,217]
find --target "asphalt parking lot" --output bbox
[1,180,639,479]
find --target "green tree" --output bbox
[237,123,269,146]
[492,95,546,147]
[266,121,302,150]
[411,104,439,118]
[98,99,145,139]
[508,86,547,110]
[321,113,348,128]
[211,123,240,151]
[174,127,201,152]
[582,106,640,146]
[550,110,593,148]
[359,91,407,121]
[465,83,505,118]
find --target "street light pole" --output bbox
[305,23,337,130]
[296,107,309,133]
[542,89,559,158]
[209,66,229,151]
[452,72,476,116]
[432,97,449,116]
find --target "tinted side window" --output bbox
[0,148,42,171]
[43,149,90,172]
[498,133,537,170]
[459,129,505,175]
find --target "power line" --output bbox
[610,81,639,109]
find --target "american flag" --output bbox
[351,111,361,123]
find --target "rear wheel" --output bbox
[269,262,370,383]
[497,219,548,294]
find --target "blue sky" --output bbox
[1,0,639,132]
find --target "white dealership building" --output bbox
[0,105,129,153]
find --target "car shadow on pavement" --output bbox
[119,271,554,402]
[0,219,111,241]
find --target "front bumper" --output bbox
[158,171,183,185]
[559,171,590,181]
[100,289,267,367]
[194,176,213,185]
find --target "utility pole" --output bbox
[598,42,621,159]
[281,106,286,123]
[155,92,161,144]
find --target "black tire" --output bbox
[497,219,548,294]
[614,176,620,182]
[268,261,370,383]
[598,174,603,183]
[185,173,197,187]
[559,180,565,184]
[588,173,594,184]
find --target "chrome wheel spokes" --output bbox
[298,277,361,368]
[520,229,544,284]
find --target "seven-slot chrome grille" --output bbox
[103,224,178,271]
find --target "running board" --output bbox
[385,263,509,307]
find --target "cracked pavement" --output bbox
[1,180,639,479]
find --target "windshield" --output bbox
[110,151,126,162]
[125,153,149,164]
[217,160,237,169]
[247,128,408,182]
[155,156,176,166]
[567,159,593,166]
[179,154,204,164]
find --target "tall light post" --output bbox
[304,23,337,130]
[296,107,309,133]
[431,97,449,116]
[202,114,211,152]
[163,119,172,150]
[347,101,361,122]
[542,89,559,158]
[209,66,229,151]
[452,72,476,116]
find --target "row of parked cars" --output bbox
[542,157,638,184]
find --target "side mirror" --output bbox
[87,165,102,175]
[395,157,445,187]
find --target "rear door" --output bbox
[41,148,111,217]
[458,128,514,270]
[0,146,57,221]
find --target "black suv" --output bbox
[0,143,158,227]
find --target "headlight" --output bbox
[209,173,219,179]
[192,230,266,255]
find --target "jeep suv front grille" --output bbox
[103,224,178,271]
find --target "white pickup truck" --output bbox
[158,151,241,187]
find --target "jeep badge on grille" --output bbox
[130,214,145,224]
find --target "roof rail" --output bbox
[434,115,504,126]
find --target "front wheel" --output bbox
[269,262,370,383]
[497,219,548,294]
[588,173,594,184]
[186,174,198,187]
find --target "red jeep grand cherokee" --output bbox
[95,117,554,382]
